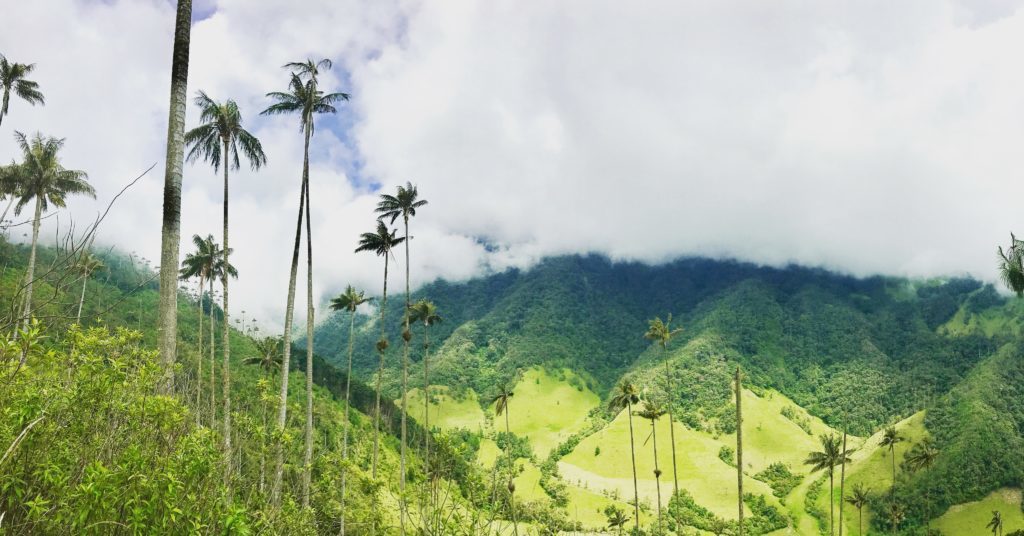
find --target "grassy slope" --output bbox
[935,488,1024,535]
[560,388,820,520]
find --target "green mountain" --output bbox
[314,254,1024,534]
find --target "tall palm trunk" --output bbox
[270,169,307,506]
[626,401,640,536]
[76,268,88,324]
[651,417,662,531]
[858,507,863,536]
[735,367,744,536]
[504,401,519,536]
[196,274,204,424]
[839,431,847,536]
[302,129,315,509]
[19,195,42,335]
[157,0,192,394]
[372,255,389,480]
[663,352,679,501]
[221,139,233,487]
[339,307,357,535]
[209,277,216,426]
[422,320,431,466]
[399,214,411,535]
[260,387,268,494]
[828,470,835,536]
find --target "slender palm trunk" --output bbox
[302,124,315,509]
[196,275,204,425]
[736,367,744,536]
[339,308,357,536]
[663,349,679,501]
[221,140,233,487]
[399,214,411,536]
[157,0,192,394]
[651,417,662,531]
[505,402,519,536]
[372,255,389,479]
[839,431,847,536]
[270,165,307,506]
[858,507,863,536]
[76,269,88,324]
[19,195,42,335]
[260,389,268,494]
[890,448,896,495]
[209,277,216,426]
[626,401,640,536]
[829,471,835,536]
[423,321,431,466]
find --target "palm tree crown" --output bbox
[644,314,683,349]
[408,299,442,328]
[355,220,405,258]
[492,383,514,417]
[376,181,428,225]
[1,55,45,126]
[880,426,905,453]
[845,483,870,511]
[185,91,266,172]
[7,132,94,215]
[609,380,640,412]
[179,234,220,282]
[260,60,349,133]
[905,438,939,473]
[998,233,1024,296]
[330,284,372,313]
[243,336,284,374]
[76,252,104,277]
[805,434,852,476]
[987,510,1003,535]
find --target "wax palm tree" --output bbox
[879,426,905,494]
[644,314,683,500]
[408,298,442,463]
[905,438,940,533]
[988,511,1004,536]
[609,380,641,535]
[605,507,629,536]
[185,91,266,480]
[157,0,193,393]
[805,434,854,536]
[74,253,104,325]
[492,382,519,536]
[243,335,282,496]
[845,484,870,536]
[7,132,94,334]
[262,58,348,507]
[329,285,371,535]
[735,366,745,536]
[179,234,219,423]
[376,181,428,533]
[355,221,405,480]
[637,398,666,530]
[0,55,45,128]
[998,233,1024,296]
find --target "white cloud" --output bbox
[1,0,1023,332]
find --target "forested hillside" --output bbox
[314,254,1024,534]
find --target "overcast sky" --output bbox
[2,0,1024,330]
